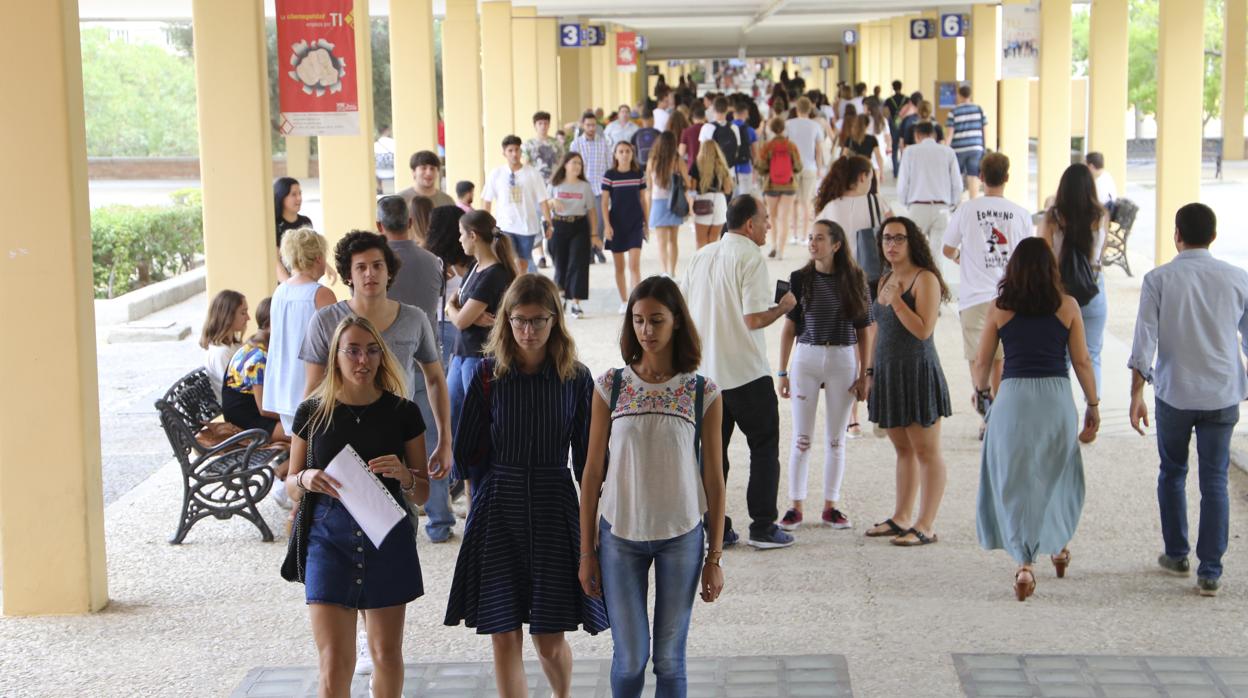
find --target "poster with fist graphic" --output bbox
[277,0,360,136]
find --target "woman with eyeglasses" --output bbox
[285,315,430,697]
[864,217,952,548]
[446,274,608,698]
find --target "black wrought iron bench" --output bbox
[155,368,289,544]
[1101,198,1139,277]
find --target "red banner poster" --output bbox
[616,31,637,72]
[276,0,360,136]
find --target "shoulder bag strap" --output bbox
[694,375,705,469]
[608,367,623,413]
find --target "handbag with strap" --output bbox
[854,194,884,283]
[693,195,715,216]
[606,369,705,475]
[1059,240,1100,306]
[668,172,690,218]
[280,432,315,583]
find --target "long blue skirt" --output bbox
[976,376,1086,564]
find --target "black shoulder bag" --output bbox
[280,433,315,583]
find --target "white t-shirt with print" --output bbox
[595,367,720,542]
[943,196,1035,310]
[482,164,549,237]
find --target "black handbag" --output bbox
[1059,240,1100,306]
[668,172,690,217]
[280,434,315,583]
[854,194,884,283]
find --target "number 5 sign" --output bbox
[559,23,582,47]
[910,18,935,40]
[941,13,968,38]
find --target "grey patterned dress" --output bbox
[867,275,952,428]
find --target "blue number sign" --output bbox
[910,19,935,39]
[941,14,966,38]
[842,29,858,46]
[559,23,582,47]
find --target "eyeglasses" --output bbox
[881,234,909,247]
[509,315,553,331]
[339,346,384,361]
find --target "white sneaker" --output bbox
[618,302,627,315]
[355,630,373,674]
[272,479,292,510]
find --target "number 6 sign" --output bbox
[910,18,934,40]
[941,13,967,38]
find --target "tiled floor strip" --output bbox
[955,654,1248,698]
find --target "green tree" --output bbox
[80,27,200,156]
[1072,7,1089,77]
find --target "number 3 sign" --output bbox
[559,23,582,47]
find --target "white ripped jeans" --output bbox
[787,343,859,503]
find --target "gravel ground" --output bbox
[13,175,1243,697]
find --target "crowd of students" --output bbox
[189,70,1248,697]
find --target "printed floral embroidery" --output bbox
[598,370,714,424]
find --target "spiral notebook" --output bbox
[323,444,408,548]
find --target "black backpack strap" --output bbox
[694,375,705,468]
[608,367,623,413]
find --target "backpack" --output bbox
[632,127,661,167]
[712,122,746,168]
[1059,239,1100,306]
[729,121,754,167]
[606,369,705,474]
[766,139,794,186]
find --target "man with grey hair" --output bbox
[376,194,457,544]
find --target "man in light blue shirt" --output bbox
[1128,203,1248,596]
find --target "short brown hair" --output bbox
[980,152,1010,188]
[957,84,972,99]
[769,116,786,135]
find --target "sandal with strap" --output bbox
[1051,548,1071,579]
[891,528,938,547]
[1015,567,1036,601]
[865,518,905,538]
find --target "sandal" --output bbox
[891,528,938,546]
[865,518,905,538]
[1014,567,1036,601]
[1051,548,1071,579]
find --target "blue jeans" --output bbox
[413,389,453,542]
[599,519,704,698]
[447,354,484,479]
[1155,398,1240,580]
[438,319,458,369]
[505,232,537,273]
[1080,274,1108,393]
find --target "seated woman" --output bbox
[222,297,288,442]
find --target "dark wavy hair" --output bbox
[619,276,702,374]
[877,216,952,302]
[424,205,472,269]
[273,176,300,226]
[334,230,402,291]
[996,237,1064,315]
[797,221,869,323]
[550,151,586,187]
[1046,163,1105,262]
[814,155,873,211]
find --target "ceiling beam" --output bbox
[743,0,790,34]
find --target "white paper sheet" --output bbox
[322,444,408,549]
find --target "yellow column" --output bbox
[604,29,621,111]
[1,0,106,616]
[390,0,439,164]
[511,6,539,136]
[1037,0,1072,209]
[878,24,893,90]
[559,47,586,126]
[1155,0,1205,264]
[1223,0,1246,160]
[318,0,376,267]
[536,18,560,117]
[589,35,606,112]
[285,136,311,179]
[937,26,958,124]
[891,17,907,87]
[998,78,1031,206]
[480,1,515,172]
[968,4,999,151]
[854,27,865,83]
[904,15,921,91]
[193,0,276,306]
[918,11,939,103]
[444,0,484,188]
[1088,0,1128,190]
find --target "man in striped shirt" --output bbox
[571,110,612,263]
[946,84,988,199]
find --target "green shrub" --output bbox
[92,191,203,299]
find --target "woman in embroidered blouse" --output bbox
[445,274,607,698]
[579,276,726,698]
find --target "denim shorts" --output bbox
[305,497,424,609]
[956,149,983,177]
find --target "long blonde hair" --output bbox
[695,140,731,194]
[484,274,579,381]
[304,316,407,435]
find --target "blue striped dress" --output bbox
[444,358,609,635]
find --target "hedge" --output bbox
[92,188,203,299]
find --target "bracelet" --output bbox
[864,367,874,376]
[296,470,308,491]
[401,469,419,494]
[777,371,788,378]
[1086,401,1100,408]
[704,558,721,567]
[580,551,597,559]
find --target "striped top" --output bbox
[946,103,987,152]
[786,268,875,345]
[601,168,647,234]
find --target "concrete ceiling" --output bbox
[79,0,991,59]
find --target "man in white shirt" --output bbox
[942,152,1033,415]
[1085,151,1117,208]
[604,104,639,149]
[898,120,963,269]
[681,195,798,551]
[784,96,825,243]
[1128,203,1248,596]
[482,134,550,273]
[652,85,673,132]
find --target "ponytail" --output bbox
[490,234,520,282]
[461,209,520,281]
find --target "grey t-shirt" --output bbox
[299,300,438,398]
[548,180,595,217]
[387,240,444,336]
[397,186,455,211]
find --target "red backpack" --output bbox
[767,139,794,186]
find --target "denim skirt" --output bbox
[306,497,424,609]
[649,198,687,228]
